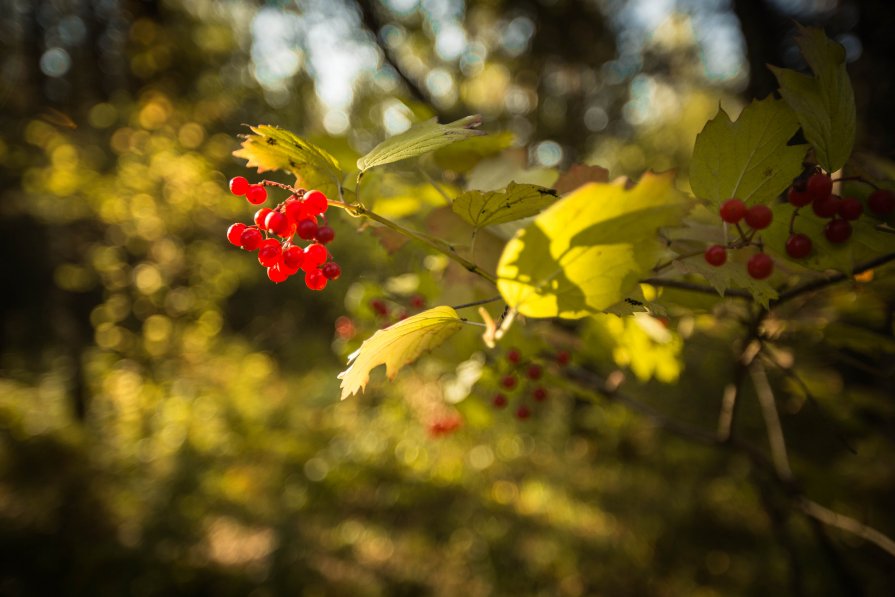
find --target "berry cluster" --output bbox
[427,413,462,438]
[226,176,341,290]
[704,198,775,279]
[489,348,570,420]
[369,294,427,326]
[784,171,895,259]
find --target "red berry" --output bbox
[526,364,543,380]
[838,197,863,221]
[812,194,841,218]
[409,294,426,309]
[278,254,300,276]
[254,207,273,229]
[785,233,812,259]
[745,204,773,230]
[229,176,249,196]
[245,184,267,205]
[304,190,328,215]
[806,172,832,201]
[239,227,262,251]
[284,199,308,224]
[267,264,289,283]
[315,226,335,244]
[492,393,508,409]
[500,375,517,390]
[720,198,747,224]
[787,185,812,207]
[321,262,341,280]
[302,243,327,270]
[515,405,531,420]
[507,348,521,364]
[370,299,389,317]
[282,246,304,270]
[704,244,727,266]
[265,211,292,237]
[824,218,852,243]
[305,269,327,291]
[868,189,895,216]
[556,351,571,366]
[747,253,774,280]
[257,238,282,267]
[297,219,318,240]
[532,387,548,402]
[227,223,246,246]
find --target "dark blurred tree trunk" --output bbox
[852,0,895,157]
[731,0,789,100]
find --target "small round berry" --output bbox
[315,226,335,244]
[704,244,727,267]
[245,184,267,205]
[227,223,246,246]
[229,176,249,196]
[322,262,342,280]
[302,243,328,270]
[239,227,262,251]
[532,387,548,402]
[806,172,832,201]
[500,375,517,390]
[284,199,308,224]
[838,197,863,221]
[254,207,273,229]
[745,204,773,230]
[370,299,389,317]
[824,218,852,243]
[868,189,895,216]
[267,264,289,283]
[812,194,841,218]
[265,211,292,237]
[278,254,300,276]
[492,393,508,409]
[526,364,543,380]
[257,238,282,267]
[515,405,531,420]
[507,348,522,364]
[556,350,571,366]
[305,269,327,291]
[297,219,318,240]
[409,294,426,309]
[282,246,304,270]
[787,185,812,207]
[785,233,812,259]
[720,198,747,224]
[304,190,328,215]
[747,253,774,280]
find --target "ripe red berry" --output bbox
[302,243,327,270]
[304,190,328,215]
[229,176,249,196]
[515,405,531,420]
[315,226,335,244]
[507,348,521,364]
[239,227,262,251]
[787,185,812,207]
[257,238,282,267]
[284,199,307,224]
[278,255,300,276]
[500,375,517,390]
[265,211,292,237]
[806,172,832,201]
[245,184,267,205]
[720,198,747,224]
[492,393,508,409]
[838,197,863,221]
[305,269,327,291]
[526,364,543,380]
[704,244,727,266]
[532,387,548,402]
[747,253,774,280]
[227,223,246,246]
[282,246,304,270]
[321,262,341,280]
[824,218,852,243]
[812,194,841,218]
[409,294,426,309]
[868,189,895,216]
[785,233,812,259]
[556,350,571,366]
[254,208,273,229]
[745,204,773,230]
[267,264,289,283]
[297,219,318,240]
[370,299,389,317]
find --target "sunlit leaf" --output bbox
[433,131,515,173]
[233,124,343,199]
[769,25,856,173]
[496,172,692,319]
[338,306,465,399]
[583,313,683,383]
[357,115,485,171]
[452,182,559,229]
[554,163,610,195]
[690,97,807,206]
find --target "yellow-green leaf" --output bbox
[452,182,559,229]
[357,115,485,171]
[690,97,807,206]
[338,306,465,399]
[496,172,692,319]
[769,25,856,172]
[669,255,778,308]
[233,124,343,199]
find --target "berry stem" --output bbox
[653,249,707,273]
[788,207,800,235]
[831,175,880,190]
[734,222,749,243]
[451,295,504,310]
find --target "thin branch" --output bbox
[801,499,895,559]
[750,360,793,481]
[718,312,766,442]
[773,252,895,305]
[451,295,503,310]
[640,278,752,299]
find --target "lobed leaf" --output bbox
[338,306,465,400]
[452,182,559,229]
[357,115,485,171]
[554,163,610,195]
[690,97,807,206]
[669,256,778,308]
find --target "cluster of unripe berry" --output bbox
[226,176,341,290]
[489,348,571,420]
[703,198,775,279]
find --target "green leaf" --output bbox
[690,97,807,206]
[233,124,343,199]
[668,255,778,308]
[452,182,559,229]
[337,306,465,399]
[496,173,692,319]
[769,25,856,172]
[357,115,485,171]
[433,131,515,173]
